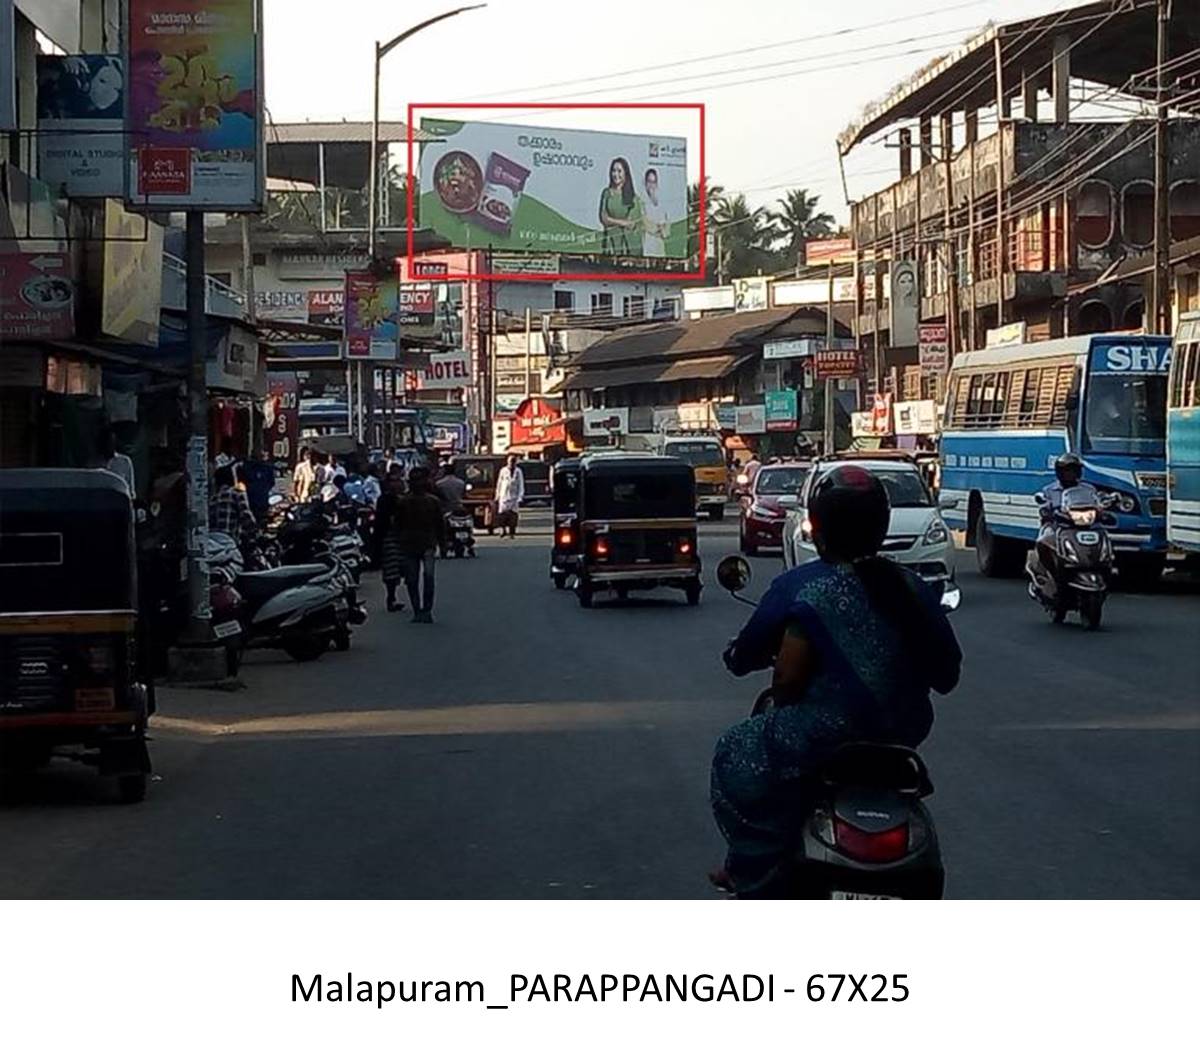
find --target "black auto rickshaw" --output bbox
[574,453,702,608]
[549,457,582,589]
[452,454,506,533]
[0,470,152,802]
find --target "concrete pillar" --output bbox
[899,127,913,179]
[939,113,954,160]
[965,110,980,145]
[1022,71,1039,122]
[1052,34,1071,124]
[919,116,934,168]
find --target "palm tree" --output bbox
[712,192,780,280]
[772,188,835,272]
[688,178,724,277]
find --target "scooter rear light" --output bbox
[593,536,609,558]
[833,818,910,863]
[557,527,574,547]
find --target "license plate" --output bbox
[212,620,242,639]
[831,891,900,900]
[75,687,116,712]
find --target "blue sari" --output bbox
[711,559,961,887]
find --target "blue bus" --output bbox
[1167,313,1200,555]
[940,333,1171,582]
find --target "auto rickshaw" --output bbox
[549,457,582,589]
[452,454,506,533]
[0,470,152,802]
[574,453,702,608]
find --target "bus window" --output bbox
[1005,369,1027,423]
[966,375,984,423]
[1018,368,1042,426]
[1050,365,1076,424]
[1186,341,1199,407]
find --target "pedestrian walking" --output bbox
[97,427,136,499]
[374,467,408,613]
[292,445,316,501]
[494,454,524,538]
[393,466,446,623]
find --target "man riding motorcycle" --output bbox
[711,465,962,895]
[1034,453,1098,581]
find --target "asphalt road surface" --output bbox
[3,511,1198,898]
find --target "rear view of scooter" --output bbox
[1026,485,1115,630]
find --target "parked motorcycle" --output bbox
[205,533,351,663]
[715,555,950,899]
[1025,485,1115,630]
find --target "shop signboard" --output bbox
[419,118,687,257]
[733,276,769,314]
[403,349,471,392]
[762,338,816,361]
[36,55,126,198]
[278,250,367,280]
[510,397,565,446]
[412,260,449,278]
[582,407,629,437]
[804,237,854,265]
[850,411,875,438]
[125,0,264,211]
[265,373,299,466]
[735,404,766,435]
[764,390,798,432]
[986,321,1028,347]
[492,254,560,276]
[893,398,937,436]
[101,199,164,346]
[0,252,75,340]
[715,404,737,430]
[255,288,308,320]
[814,349,862,380]
[307,288,343,326]
[918,323,949,375]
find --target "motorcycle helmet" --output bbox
[808,464,890,561]
[1054,453,1083,487]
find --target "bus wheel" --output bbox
[974,510,1021,578]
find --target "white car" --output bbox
[781,456,959,604]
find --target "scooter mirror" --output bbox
[1033,491,1048,506]
[716,555,752,593]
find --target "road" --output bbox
[3,512,1198,898]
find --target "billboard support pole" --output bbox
[823,260,835,453]
[524,306,533,399]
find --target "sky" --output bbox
[263,0,1090,224]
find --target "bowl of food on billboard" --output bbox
[419,119,687,257]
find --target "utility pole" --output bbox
[1152,0,1173,334]
[823,259,835,453]
[524,306,533,398]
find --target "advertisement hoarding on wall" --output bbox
[890,259,919,348]
[0,252,75,340]
[764,390,798,432]
[36,55,126,198]
[510,397,566,446]
[101,199,164,345]
[124,0,264,211]
[918,323,949,375]
[419,118,687,257]
[733,276,769,313]
[735,405,766,435]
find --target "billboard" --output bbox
[890,260,919,348]
[735,405,766,435]
[0,252,75,340]
[124,0,263,211]
[37,55,126,198]
[764,390,798,432]
[419,118,687,257]
[510,397,565,447]
[344,272,399,361]
[733,276,769,313]
[101,199,164,346]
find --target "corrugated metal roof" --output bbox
[561,354,752,392]
[266,121,435,145]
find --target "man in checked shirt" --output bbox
[209,463,258,543]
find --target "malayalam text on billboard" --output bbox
[125,0,263,211]
[419,119,687,257]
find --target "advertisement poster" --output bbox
[510,397,566,447]
[735,404,766,435]
[344,272,399,361]
[125,0,263,211]
[0,1,13,130]
[0,253,75,340]
[764,390,798,431]
[36,55,125,198]
[101,200,165,345]
[265,374,299,467]
[919,323,949,375]
[890,259,919,348]
[733,276,769,313]
[871,392,893,436]
[893,398,938,436]
[419,119,687,257]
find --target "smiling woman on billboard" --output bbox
[598,157,643,256]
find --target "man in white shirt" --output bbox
[641,168,670,259]
[493,455,525,539]
[98,428,135,498]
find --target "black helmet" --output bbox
[808,464,890,561]
[1054,453,1083,486]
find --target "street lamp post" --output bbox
[364,5,485,448]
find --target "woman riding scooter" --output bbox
[711,465,963,895]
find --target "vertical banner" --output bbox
[0,1,14,131]
[265,374,299,468]
[890,259,919,348]
[36,56,126,198]
[918,323,949,375]
[125,0,263,211]
[344,271,399,361]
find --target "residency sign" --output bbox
[419,119,687,258]
[125,0,264,211]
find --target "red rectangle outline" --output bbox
[406,103,705,283]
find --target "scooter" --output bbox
[444,510,476,558]
[205,534,350,663]
[715,554,950,899]
[1025,486,1115,631]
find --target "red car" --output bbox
[739,463,810,555]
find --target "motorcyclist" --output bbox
[711,464,962,895]
[1034,453,1098,579]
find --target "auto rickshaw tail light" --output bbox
[593,536,609,558]
[679,538,693,555]
[557,527,574,547]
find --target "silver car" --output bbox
[782,457,960,603]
